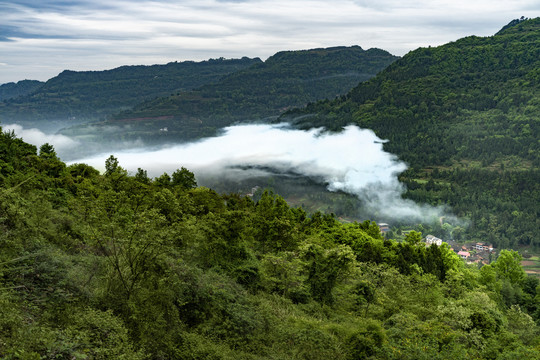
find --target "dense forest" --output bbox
[283,18,540,249]
[0,80,44,102]
[118,46,398,123]
[1,124,540,358]
[0,57,260,130]
[60,46,398,145]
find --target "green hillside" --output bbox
[0,79,44,101]
[1,127,540,359]
[67,46,398,143]
[0,57,260,129]
[283,18,540,249]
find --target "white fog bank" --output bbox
[3,123,80,153]
[69,123,449,222]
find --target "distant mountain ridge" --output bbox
[0,80,44,102]
[285,18,539,168]
[0,57,261,130]
[117,46,398,124]
[65,45,398,143]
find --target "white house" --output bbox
[425,234,443,246]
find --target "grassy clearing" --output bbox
[521,249,540,276]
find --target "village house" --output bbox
[474,242,494,252]
[425,235,443,246]
[451,242,495,265]
[378,223,390,234]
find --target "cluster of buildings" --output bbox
[454,242,495,265]
[377,223,496,265]
[426,235,495,265]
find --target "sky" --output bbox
[0,0,538,84]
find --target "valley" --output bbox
[0,16,538,359]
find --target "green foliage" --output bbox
[302,243,355,304]
[172,167,197,190]
[260,252,309,303]
[60,308,142,359]
[492,249,526,285]
[0,79,44,101]
[68,46,398,145]
[0,128,539,359]
[0,57,260,127]
[252,190,300,253]
[287,18,540,248]
[347,319,386,359]
[506,305,538,344]
[404,230,422,246]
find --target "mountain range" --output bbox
[283,17,539,249]
[60,46,398,143]
[1,18,540,359]
[0,18,538,249]
[0,57,260,130]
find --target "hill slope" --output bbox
[67,46,398,143]
[284,18,540,248]
[0,57,260,130]
[0,80,44,101]
[1,126,539,359]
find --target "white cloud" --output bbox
[2,123,80,153]
[70,123,450,222]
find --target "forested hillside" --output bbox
[283,18,540,249]
[0,57,260,130]
[62,46,398,144]
[1,126,540,358]
[0,80,44,102]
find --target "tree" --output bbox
[354,280,376,316]
[104,155,128,190]
[253,191,298,253]
[302,243,354,304]
[39,143,57,159]
[104,155,120,176]
[347,319,386,359]
[88,194,171,304]
[492,249,526,285]
[506,305,538,345]
[154,172,171,187]
[404,230,422,246]
[453,226,465,241]
[171,167,197,190]
[134,168,150,184]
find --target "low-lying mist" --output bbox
[3,123,80,153]
[59,122,452,223]
[3,121,457,223]
[3,123,148,161]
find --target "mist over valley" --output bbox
[0,10,539,359]
[6,122,455,226]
